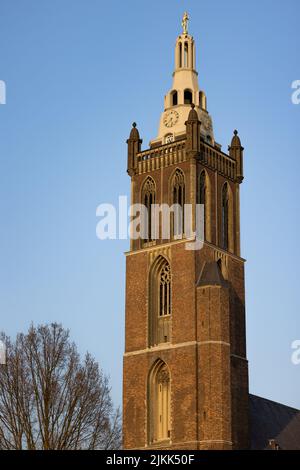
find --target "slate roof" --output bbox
[197,261,228,288]
[250,394,300,450]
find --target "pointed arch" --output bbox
[148,359,171,444]
[148,256,171,347]
[170,168,185,239]
[197,169,212,242]
[221,182,234,252]
[141,176,156,244]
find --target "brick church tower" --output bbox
[123,13,249,450]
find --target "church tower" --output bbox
[123,13,249,450]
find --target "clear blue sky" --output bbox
[0,0,299,410]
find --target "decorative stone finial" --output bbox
[186,103,198,122]
[229,129,244,183]
[129,122,140,140]
[230,129,242,149]
[181,12,189,34]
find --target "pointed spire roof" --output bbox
[150,14,214,146]
[230,129,242,148]
[187,103,199,122]
[197,261,228,288]
[128,122,140,141]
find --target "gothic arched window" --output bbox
[142,177,156,244]
[149,256,171,346]
[171,169,185,239]
[198,170,206,240]
[221,183,229,250]
[159,262,171,317]
[199,170,206,206]
[148,360,171,443]
[197,170,212,242]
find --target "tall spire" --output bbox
[150,13,214,147]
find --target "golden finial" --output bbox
[181,11,189,35]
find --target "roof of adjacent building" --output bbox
[250,394,300,450]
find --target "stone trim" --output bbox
[125,239,246,263]
[131,439,233,450]
[231,354,248,362]
[124,340,231,357]
[199,440,233,445]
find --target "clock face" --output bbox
[165,134,174,144]
[163,110,179,128]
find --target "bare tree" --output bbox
[0,323,121,449]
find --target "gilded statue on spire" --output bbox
[181,11,189,34]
